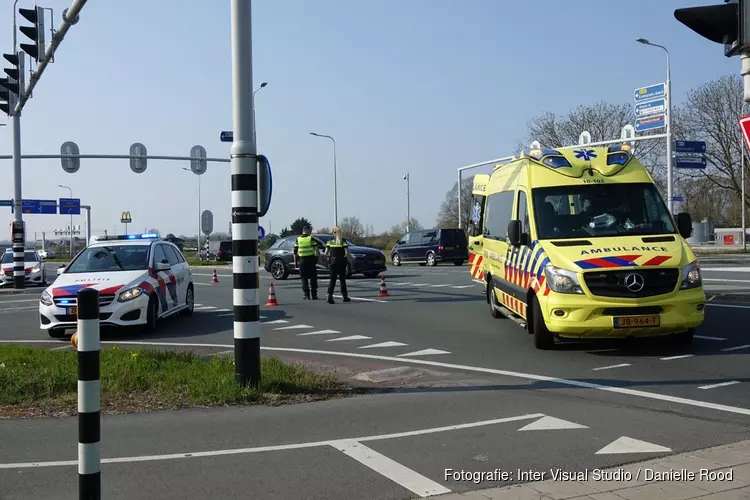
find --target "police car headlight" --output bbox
[544,264,583,294]
[40,290,53,306]
[31,266,41,274]
[118,287,144,303]
[680,262,702,290]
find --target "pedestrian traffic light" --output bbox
[18,6,46,63]
[0,53,24,116]
[675,0,749,57]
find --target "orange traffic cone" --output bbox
[266,282,279,306]
[211,269,219,284]
[378,274,390,297]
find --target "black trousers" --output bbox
[299,256,318,296]
[327,265,348,297]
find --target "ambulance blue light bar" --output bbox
[90,233,160,242]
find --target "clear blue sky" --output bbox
[0,0,739,243]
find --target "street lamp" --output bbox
[182,167,201,251]
[310,132,338,226]
[403,173,410,232]
[58,184,73,258]
[637,38,674,214]
[252,81,267,143]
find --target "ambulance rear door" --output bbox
[468,174,489,281]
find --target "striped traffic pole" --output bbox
[75,287,101,499]
[229,0,261,386]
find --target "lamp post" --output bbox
[58,184,73,258]
[310,132,338,226]
[252,81,267,143]
[182,167,201,251]
[403,173,410,231]
[637,38,674,214]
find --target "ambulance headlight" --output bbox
[117,287,144,303]
[544,264,583,294]
[680,262,702,290]
[40,290,53,306]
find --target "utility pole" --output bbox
[403,173,410,231]
[230,0,260,387]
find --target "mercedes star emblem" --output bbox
[624,273,645,292]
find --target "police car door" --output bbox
[468,174,489,281]
[162,244,187,307]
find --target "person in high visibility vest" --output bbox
[293,224,321,300]
[324,226,351,304]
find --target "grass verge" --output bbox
[0,345,350,418]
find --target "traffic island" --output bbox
[0,345,352,418]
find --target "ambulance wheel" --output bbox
[487,283,502,319]
[181,284,194,317]
[143,295,158,333]
[531,295,554,350]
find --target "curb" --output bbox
[0,289,42,296]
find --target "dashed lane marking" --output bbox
[273,324,314,331]
[695,335,727,341]
[451,285,474,289]
[722,344,750,352]
[397,348,451,357]
[592,363,631,371]
[262,319,288,325]
[298,329,341,336]
[428,284,451,288]
[4,340,750,416]
[326,335,372,342]
[333,295,388,303]
[659,354,695,361]
[0,298,39,304]
[702,278,750,283]
[698,381,741,390]
[359,341,408,349]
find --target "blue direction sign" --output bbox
[634,98,666,117]
[634,83,665,102]
[59,197,81,215]
[675,156,708,169]
[634,114,666,132]
[11,199,57,214]
[220,131,233,142]
[671,195,685,202]
[0,199,11,207]
[675,140,707,154]
[258,225,265,240]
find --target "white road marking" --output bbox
[214,308,231,313]
[193,283,212,286]
[592,363,631,371]
[410,284,430,287]
[707,303,750,310]
[659,354,695,361]
[451,285,474,289]
[722,344,750,352]
[695,335,727,341]
[273,324,314,331]
[517,416,588,431]
[297,329,340,336]
[326,335,372,342]
[359,341,407,349]
[700,267,750,273]
[52,345,71,350]
[261,319,288,325]
[397,348,451,357]
[0,306,37,314]
[0,298,39,304]
[702,278,750,283]
[333,295,387,303]
[217,313,233,317]
[698,381,741,390]
[428,284,451,288]
[194,306,216,311]
[6,340,750,417]
[0,412,543,470]
[213,349,234,356]
[472,279,484,285]
[330,440,451,497]
[595,436,671,455]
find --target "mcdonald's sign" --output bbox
[120,211,132,223]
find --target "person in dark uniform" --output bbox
[324,226,351,304]
[293,224,321,300]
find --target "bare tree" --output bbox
[339,216,365,240]
[436,178,473,228]
[673,75,750,224]
[677,177,733,223]
[388,218,423,237]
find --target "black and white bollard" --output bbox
[75,287,101,500]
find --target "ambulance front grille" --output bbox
[583,269,679,298]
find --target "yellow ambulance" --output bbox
[466,145,705,349]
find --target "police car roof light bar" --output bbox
[90,233,160,242]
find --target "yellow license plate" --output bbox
[613,315,659,328]
[69,307,77,316]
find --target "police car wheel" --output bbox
[144,295,158,332]
[181,285,194,316]
[531,295,554,350]
[270,259,288,280]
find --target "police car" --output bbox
[39,233,195,338]
[1,249,46,287]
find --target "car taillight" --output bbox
[439,244,444,252]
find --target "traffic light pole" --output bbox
[230,0,261,387]
[10,0,24,289]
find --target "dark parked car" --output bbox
[391,228,468,266]
[216,241,232,262]
[264,234,387,280]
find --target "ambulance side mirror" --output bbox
[508,220,522,246]
[676,213,693,239]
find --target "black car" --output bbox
[264,234,387,280]
[391,228,468,266]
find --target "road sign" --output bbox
[220,131,233,142]
[675,156,708,169]
[190,145,207,175]
[120,211,132,224]
[201,210,213,235]
[740,115,750,153]
[258,225,265,240]
[12,199,57,214]
[578,130,592,145]
[634,82,665,102]
[129,142,147,174]
[671,195,685,202]
[0,199,11,207]
[634,98,666,117]
[59,197,81,215]
[675,140,707,154]
[634,114,666,132]
[60,141,80,173]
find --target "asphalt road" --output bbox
[1,259,749,499]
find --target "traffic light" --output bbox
[18,6,46,63]
[0,53,24,116]
[675,0,749,57]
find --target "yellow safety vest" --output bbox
[296,235,316,257]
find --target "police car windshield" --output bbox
[65,245,150,273]
[531,183,676,240]
[1,252,38,264]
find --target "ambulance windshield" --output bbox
[531,183,676,240]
